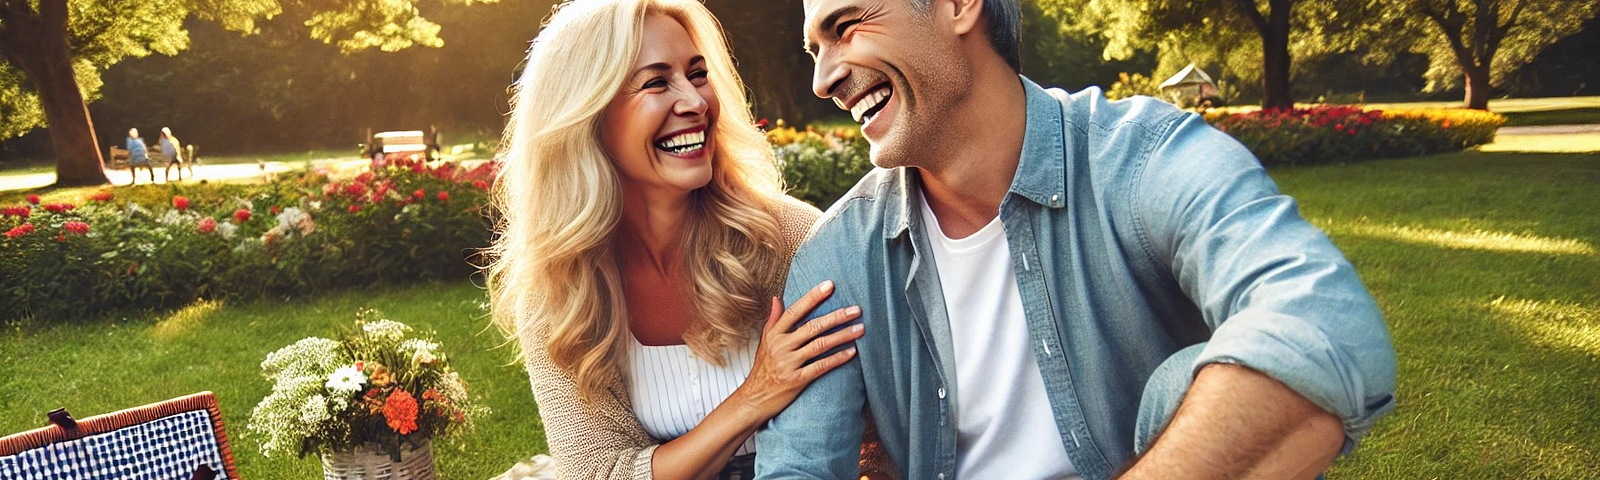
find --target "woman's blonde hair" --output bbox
[488,0,784,402]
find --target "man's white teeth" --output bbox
[850,87,891,124]
[657,130,705,154]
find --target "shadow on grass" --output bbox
[1501,107,1600,127]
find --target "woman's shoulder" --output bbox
[767,194,822,239]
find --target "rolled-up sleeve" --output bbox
[1135,114,1398,447]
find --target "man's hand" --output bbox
[1121,363,1346,480]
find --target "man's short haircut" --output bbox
[908,0,1021,72]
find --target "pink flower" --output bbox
[412,189,425,200]
[196,217,217,233]
[173,196,190,211]
[26,194,40,205]
[436,191,449,202]
[233,208,252,223]
[62,221,89,235]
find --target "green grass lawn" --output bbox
[0,281,543,479]
[2,147,1596,478]
[1272,151,1600,478]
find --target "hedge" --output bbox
[1204,106,1506,166]
[1,158,496,323]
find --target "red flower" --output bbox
[343,182,367,197]
[1,206,28,218]
[270,205,281,215]
[383,389,420,435]
[412,189,426,200]
[355,172,374,184]
[436,191,449,202]
[43,203,75,213]
[173,196,190,211]
[90,191,114,202]
[63,221,90,235]
[196,217,217,234]
[233,208,252,223]
[471,180,488,191]
[4,222,33,238]
[348,204,363,213]
[1441,120,1452,129]
[25,194,40,205]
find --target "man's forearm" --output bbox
[1119,363,1346,480]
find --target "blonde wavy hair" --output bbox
[487,0,784,402]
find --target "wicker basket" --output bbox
[321,440,437,480]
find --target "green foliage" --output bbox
[767,126,873,210]
[0,159,496,323]
[0,0,496,142]
[1379,0,1600,92]
[1205,105,1505,165]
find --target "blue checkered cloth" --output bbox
[0,410,230,479]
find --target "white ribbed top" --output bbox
[626,333,760,456]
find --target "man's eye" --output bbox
[835,19,860,38]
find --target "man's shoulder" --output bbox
[1046,85,1192,142]
[789,167,906,265]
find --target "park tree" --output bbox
[1041,0,1378,109]
[0,0,489,186]
[1385,0,1600,109]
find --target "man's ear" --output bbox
[938,0,984,36]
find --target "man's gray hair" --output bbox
[908,0,1021,72]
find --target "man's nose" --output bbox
[812,50,848,101]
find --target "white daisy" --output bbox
[325,365,367,393]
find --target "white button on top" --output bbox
[937,387,946,399]
[1051,194,1060,205]
[938,473,946,480]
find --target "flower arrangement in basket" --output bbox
[248,309,486,475]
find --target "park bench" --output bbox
[110,143,198,183]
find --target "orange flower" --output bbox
[383,389,419,435]
[366,363,392,386]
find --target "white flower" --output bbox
[325,365,367,393]
[299,394,331,426]
[216,222,238,239]
[362,319,410,343]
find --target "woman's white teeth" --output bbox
[657,130,705,154]
[850,87,891,124]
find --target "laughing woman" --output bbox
[486,0,882,479]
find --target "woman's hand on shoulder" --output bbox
[733,280,862,421]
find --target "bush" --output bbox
[0,159,496,324]
[1205,106,1506,166]
[768,125,873,209]
[1106,72,1162,101]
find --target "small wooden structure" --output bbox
[1159,64,1222,108]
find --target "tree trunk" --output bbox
[0,0,110,186]
[1259,0,1294,110]
[1462,63,1492,110]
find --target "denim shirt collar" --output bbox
[884,75,1068,240]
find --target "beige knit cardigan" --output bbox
[520,195,893,480]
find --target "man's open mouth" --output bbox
[655,128,707,155]
[850,85,892,124]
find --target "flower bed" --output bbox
[1204,106,1506,166]
[0,158,496,323]
[768,125,873,209]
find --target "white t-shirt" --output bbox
[921,194,1079,480]
[626,333,759,456]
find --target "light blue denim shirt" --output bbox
[755,77,1397,480]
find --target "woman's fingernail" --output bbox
[851,324,864,333]
[821,280,834,293]
[846,347,857,356]
[847,306,860,316]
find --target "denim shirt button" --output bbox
[937,387,946,399]
[938,474,946,480]
[1051,194,1060,206]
